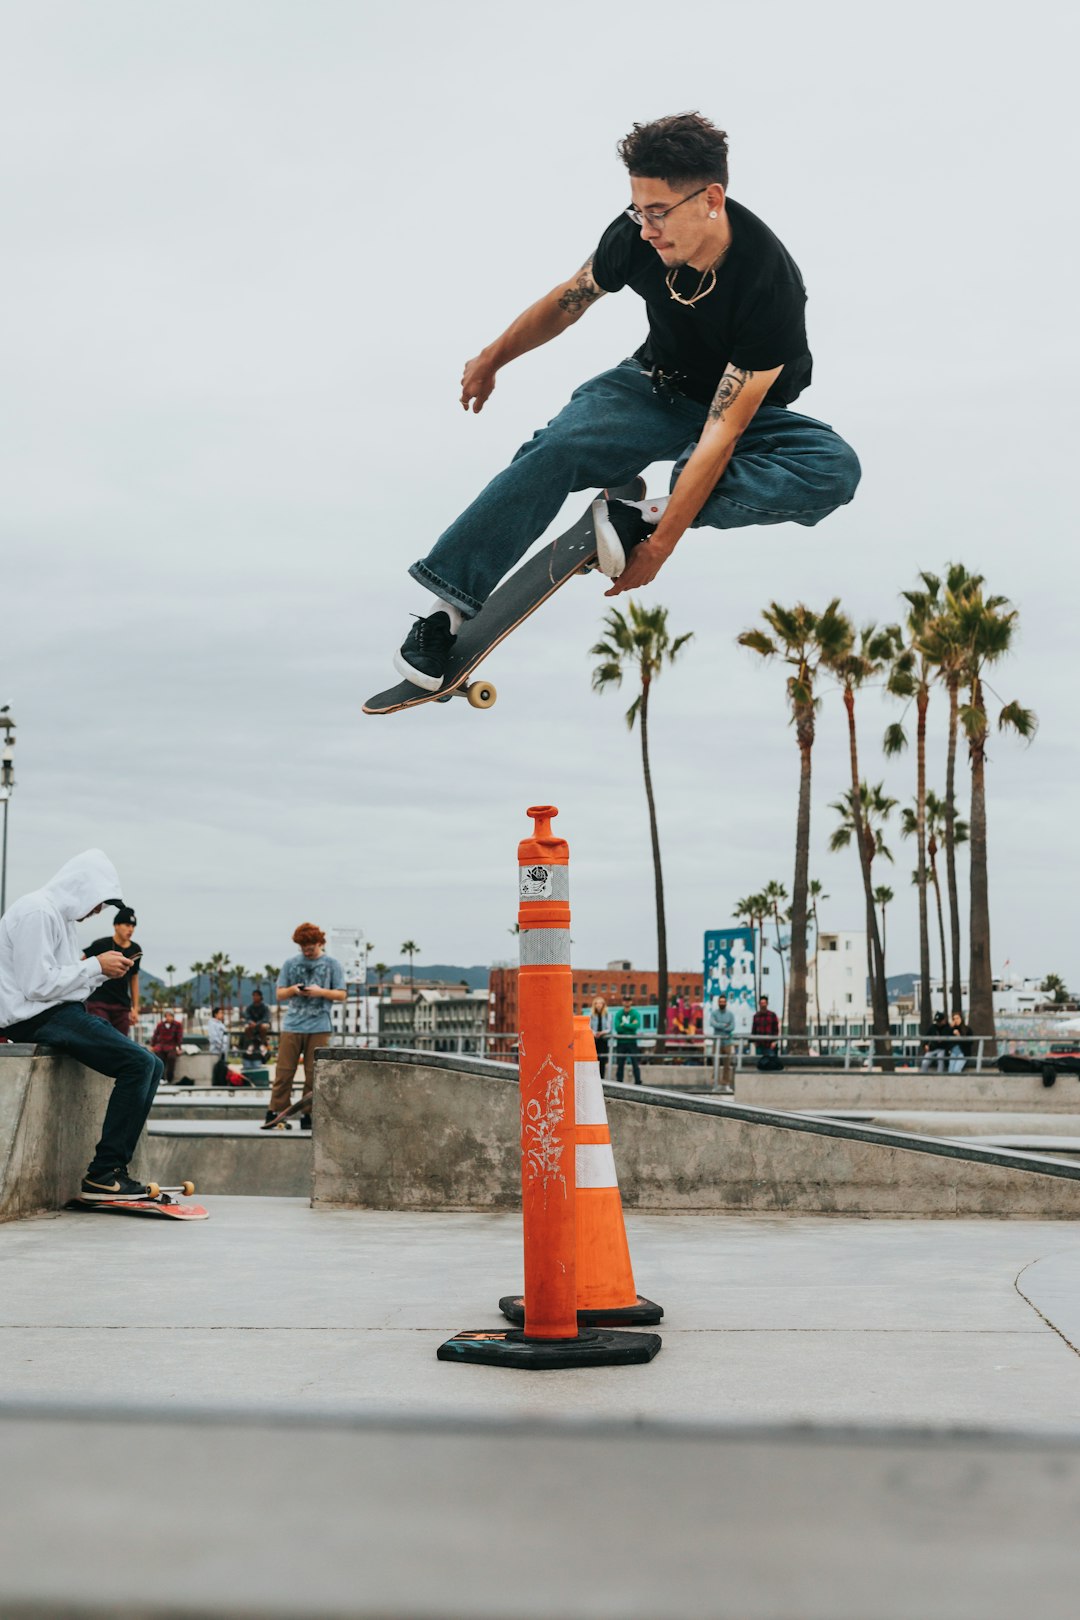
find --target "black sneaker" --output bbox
[393,611,457,692]
[591,496,664,578]
[299,1113,312,1131]
[263,1109,292,1130]
[80,1170,150,1202]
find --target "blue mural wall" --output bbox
[704,928,758,1034]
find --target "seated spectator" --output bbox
[948,1011,972,1074]
[241,1021,271,1069]
[149,1008,184,1083]
[244,989,272,1026]
[920,1012,950,1073]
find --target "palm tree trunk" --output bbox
[929,847,948,1009]
[915,688,932,1034]
[787,713,813,1049]
[944,674,963,1015]
[843,691,890,1056]
[638,678,668,1054]
[967,679,996,1055]
[812,900,822,1040]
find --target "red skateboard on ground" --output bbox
[65,1181,209,1220]
[259,1092,313,1131]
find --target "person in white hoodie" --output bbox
[0,849,165,1200]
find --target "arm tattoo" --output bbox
[707,366,753,423]
[557,257,604,315]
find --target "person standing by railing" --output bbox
[948,1011,972,1074]
[613,993,642,1085]
[709,993,736,1091]
[589,995,612,1079]
[751,995,781,1070]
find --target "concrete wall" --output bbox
[732,1069,1080,1113]
[143,1127,311,1196]
[313,1049,1080,1218]
[0,1047,143,1221]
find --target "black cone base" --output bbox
[498,1292,664,1328]
[437,1326,661,1369]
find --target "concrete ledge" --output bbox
[0,1048,130,1221]
[314,1049,1080,1217]
[144,1125,311,1196]
[2,1402,1080,1619]
[733,1068,1080,1112]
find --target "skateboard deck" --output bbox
[65,1182,208,1220]
[363,479,646,715]
[260,1091,313,1130]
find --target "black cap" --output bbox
[114,905,137,926]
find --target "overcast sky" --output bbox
[2,0,1077,991]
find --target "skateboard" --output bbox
[259,1091,313,1131]
[363,478,647,715]
[65,1181,209,1220]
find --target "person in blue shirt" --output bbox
[269,923,346,1130]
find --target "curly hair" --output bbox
[617,112,729,191]
[292,921,326,947]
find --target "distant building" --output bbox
[378,985,490,1053]
[488,961,704,1055]
[806,931,872,1029]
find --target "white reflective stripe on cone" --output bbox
[575,1060,605,1125]
[519,928,572,967]
[576,1142,618,1189]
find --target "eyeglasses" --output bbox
[625,186,708,229]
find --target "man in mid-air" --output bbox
[392,111,860,691]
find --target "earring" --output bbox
[709,210,718,218]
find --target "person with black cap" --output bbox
[0,850,165,1201]
[83,904,142,1038]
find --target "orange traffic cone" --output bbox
[500,1014,662,1328]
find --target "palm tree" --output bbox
[807,879,828,1037]
[737,599,851,1046]
[829,781,897,1029]
[884,573,942,1032]
[873,885,895,970]
[591,601,693,1052]
[1041,974,1070,1006]
[949,584,1036,1048]
[233,963,248,1011]
[919,565,986,1013]
[165,963,176,992]
[189,962,206,1011]
[208,951,231,1017]
[400,941,420,988]
[823,622,895,1054]
[902,791,967,1013]
[762,879,790,1029]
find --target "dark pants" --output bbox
[33,1002,163,1175]
[616,1041,642,1085]
[151,1047,178,1082]
[85,1001,132,1038]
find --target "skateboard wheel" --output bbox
[182,1181,195,1197]
[145,1182,160,1199]
[467,681,497,709]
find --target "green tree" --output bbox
[807,879,829,1037]
[233,963,248,1010]
[737,599,851,1046]
[1041,974,1071,1006]
[263,963,281,1032]
[189,962,207,1012]
[950,584,1037,1047]
[873,884,895,969]
[734,893,768,1001]
[901,791,967,1015]
[400,941,421,988]
[823,621,896,1054]
[762,879,790,1028]
[884,572,942,1033]
[830,781,897,1027]
[591,601,693,1052]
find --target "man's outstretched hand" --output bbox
[460,354,498,413]
[604,537,674,597]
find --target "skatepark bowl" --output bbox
[4,1040,1080,1617]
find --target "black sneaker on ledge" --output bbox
[80,1170,150,1201]
[591,496,666,578]
[393,611,457,691]
[299,1113,312,1132]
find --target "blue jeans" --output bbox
[410,358,862,615]
[33,1002,163,1175]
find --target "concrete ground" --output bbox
[3,1197,1080,1427]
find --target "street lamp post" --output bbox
[0,709,15,917]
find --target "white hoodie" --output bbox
[0,849,123,1028]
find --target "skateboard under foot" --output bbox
[65,1181,209,1220]
[363,479,647,716]
[259,1092,313,1131]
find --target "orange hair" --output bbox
[292,922,326,947]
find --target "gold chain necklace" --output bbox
[665,242,731,307]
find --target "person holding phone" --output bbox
[84,904,142,1038]
[270,923,346,1129]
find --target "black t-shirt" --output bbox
[591,197,812,407]
[84,938,141,1008]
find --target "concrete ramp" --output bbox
[0,1048,118,1221]
[314,1049,1080,1217]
